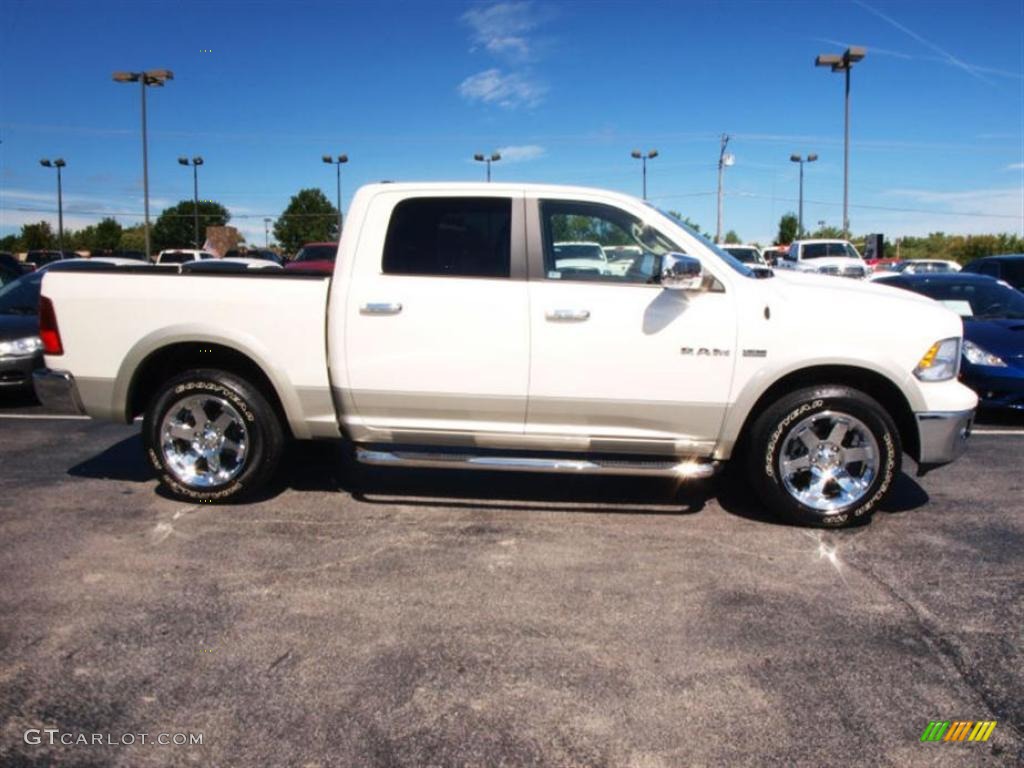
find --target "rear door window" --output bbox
[383,197,512,278]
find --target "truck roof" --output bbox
[358,181,646,202]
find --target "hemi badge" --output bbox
[743,349,767,358]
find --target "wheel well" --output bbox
[127,342,291,436]
[735,365,920,461]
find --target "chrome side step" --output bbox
[355,448,719,479]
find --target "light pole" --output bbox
[113,69,174,259]
[473,152,501,182]
[39,158,66,251]
[177,156,204,248]
[264,217,272,248]
[322,154,348,237]
[715,134,734,243]
[789,153,818,237]
[630,149,658,200]
[815,46,866,239]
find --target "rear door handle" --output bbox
[545,309,590,322]
[360,302,403,315]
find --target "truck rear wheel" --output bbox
[746,385,901,527]
[143,369,284,503]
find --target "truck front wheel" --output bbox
[142,369,285,503]
[746,385,901,527]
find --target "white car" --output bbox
[777,239,869,279]
[551,241,611,276]
[34,182,976,528]
[155,249,217,265]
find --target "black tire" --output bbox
[746,385,901,528]
[142,368,285,503]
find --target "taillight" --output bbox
[39,296,63,355]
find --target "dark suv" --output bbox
[962,254,1024,292]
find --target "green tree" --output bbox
[20,221,55,250]
[93,218,123,250]
[152,200,230,252]
[776,213,798,245]
[119,224,146,252]
[724,229,741,244]
[273,188,338,253]
[0,234,20,252]
[810,224,844,239]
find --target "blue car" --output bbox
[877,272,1024,411]
[961,253,1024,293]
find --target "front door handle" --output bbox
[545,309,590,322]
[360,302,403,315]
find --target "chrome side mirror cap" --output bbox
[660,252,703,291]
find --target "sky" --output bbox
[1,0,1022,247]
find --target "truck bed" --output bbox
[41,268,338,439]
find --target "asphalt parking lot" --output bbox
[1,394,1022,767]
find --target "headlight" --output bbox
[962,340,1007,368]
[0,336,44,357]
[914,338,961,381]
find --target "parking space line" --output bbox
[972,429,1024,435]
[0,414,92,420]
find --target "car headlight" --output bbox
[913,338,961,381]
[962,340,1007,368]
[0,336,44,358]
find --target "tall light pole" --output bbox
[264,217,272,248]
[715,134,734,243]
[815,46,866,239]
[322,154,348,237]
[39,158,66,252]
[177,156,204,247]
[473,152,501,182]
[113,69,174,259]
[789,153,818,237]
[630,149,658,200]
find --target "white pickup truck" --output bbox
[34,183,976,527]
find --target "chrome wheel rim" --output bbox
[778,410,879,513]
[160,394,248,488]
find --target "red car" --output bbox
[284,242,338,274]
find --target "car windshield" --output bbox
[802,242,861,260]
[724,246,762,264]
[0,271,43,314]
[553,244,605,260]
[294,245,337,262]
[999,260,1024,287]
[159,252,195,264]
[901,279,1024,320]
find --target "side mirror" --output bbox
[660,252,703,291]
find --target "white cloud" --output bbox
[458,2,551,109]
[459,68,546,109]
[495,144,545,163]
[1006,162,1024,171]
[462,2,546,62]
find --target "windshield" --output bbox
[901,279,1024,320]
[0,271,43,314]
[802,242,862,260]
[724,246,763,265]
[294,244,337,262]
[650,207,757,277]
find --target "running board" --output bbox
[355,448,719,479]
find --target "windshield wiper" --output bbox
[0,306,37,315]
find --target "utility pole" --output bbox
[716,134,733,244]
